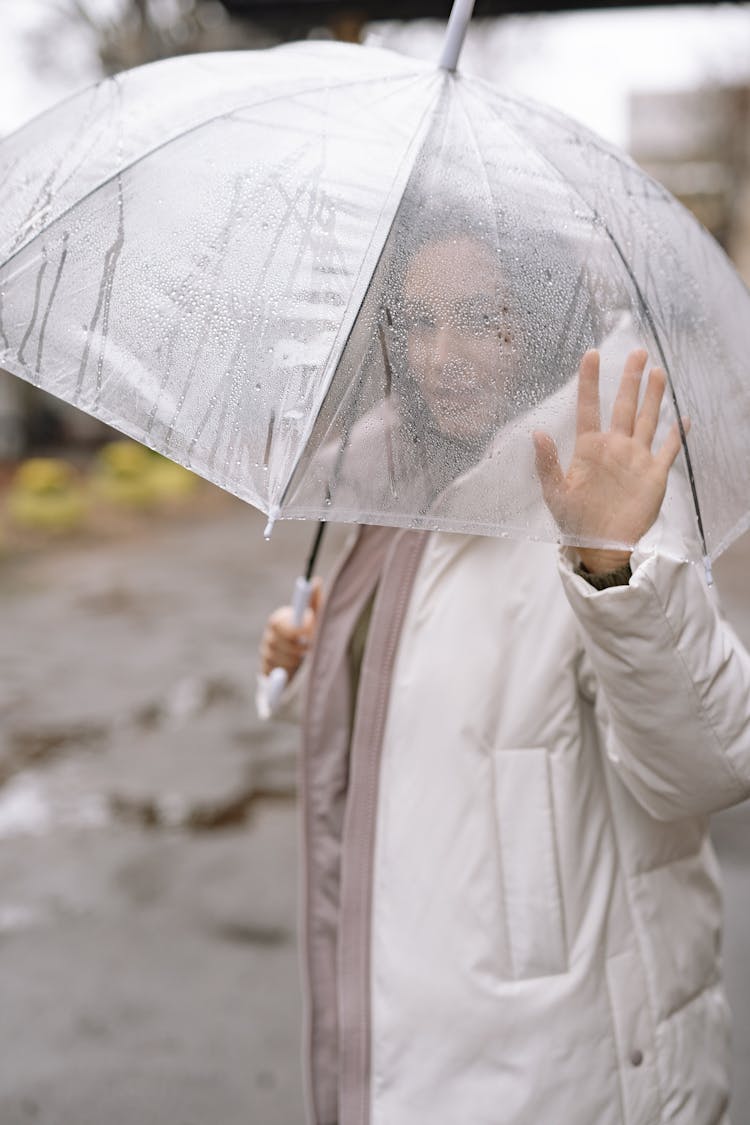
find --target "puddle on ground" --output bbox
[0,768,110,840]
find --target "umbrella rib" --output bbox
[263,409,276,468]
[455,81,509,399]
[471,78,633,176]
[594,236,711,560]
[317,319,385,508]
[482,94,712,564]
[378,314,399,499]
[460,82,601,372]
[0,73,425,274]
[268,76,444,524]
[315,309,400,509]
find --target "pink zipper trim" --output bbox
[300,525,411,1124]
[336,530,428,1125]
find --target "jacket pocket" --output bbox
[491,747,568,979]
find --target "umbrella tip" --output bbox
[438,0,476,72]
[263,506,281,540]
[703,554,714,587]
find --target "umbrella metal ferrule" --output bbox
[438,0,477,72]
[263,507,279,540]
[703,555,714,587]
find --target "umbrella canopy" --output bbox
[1,33,749,562]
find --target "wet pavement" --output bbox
[0,490,748,1123]
[0,492,320,1125]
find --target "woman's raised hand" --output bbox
[533,348,687,575]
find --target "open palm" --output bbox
[533,349,687,567]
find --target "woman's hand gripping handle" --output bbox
[259,576,323,716]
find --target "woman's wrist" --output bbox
[576,547,632,576]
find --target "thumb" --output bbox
[532,431,564,502]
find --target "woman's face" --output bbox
[399,236,520,444]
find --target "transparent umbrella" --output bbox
[1,0,750,685]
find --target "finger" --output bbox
[262,648,301,676]
[533,431,565,506]
[300,607,319,639]
[262,640,304,675]
[610,348,648,436]
[576,349,601,436]
[633,366,666,449]
[308,576,324,618]
[263,629,308,662]
[270,609,308,642]
[262,645,293,676]
[268,629,309,655]
[655,416,689,472]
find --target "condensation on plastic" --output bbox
[0,42,748,561]
[0,43,438,517]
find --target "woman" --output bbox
[259,230,750,1125]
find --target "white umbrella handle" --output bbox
[263,576,312,715]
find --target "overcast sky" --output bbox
[2,1,750,146]
[368,4,750,144]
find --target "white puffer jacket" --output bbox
[269,524,750,1125]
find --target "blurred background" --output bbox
[1,2,749,1122]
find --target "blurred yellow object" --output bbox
[7,457,88,532]
[148,456,199,501]
[98,440,153,476]
[92,440,157,508]
[92,440,197,508]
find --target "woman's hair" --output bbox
[382,187,609,390]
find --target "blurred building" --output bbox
[629,85,750,285]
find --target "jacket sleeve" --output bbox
[559,544,750,821]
